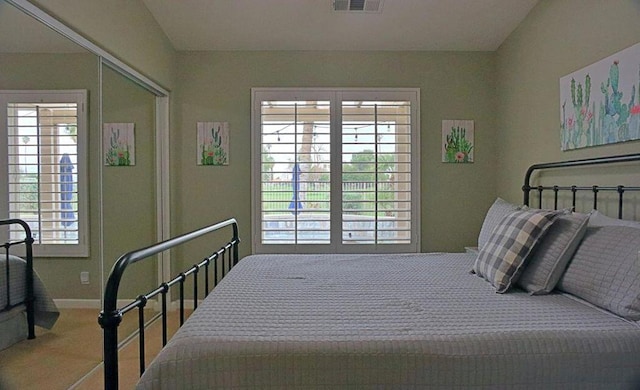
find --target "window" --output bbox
[252,88,420,253]
[0,90,88,257]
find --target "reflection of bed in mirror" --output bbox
[0,219,59,351]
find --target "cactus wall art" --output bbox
[104,123,135,166]
[442,120,474,163]
[197,122,229,166]
[560,42,640,151]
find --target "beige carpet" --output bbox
[74,310,186,389]
[0,308,179,390]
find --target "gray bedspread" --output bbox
[137,253,640,389]
[0,254,59,329]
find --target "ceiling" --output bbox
[141,0,540,51]
[1,0,540,53]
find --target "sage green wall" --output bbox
[0,52,102,299]
[495,0,640,203]
[31,0,176,89]
[174,51,497,255]
[101,65,158,299]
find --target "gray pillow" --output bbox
[472,209,561,293]
[517,212,589,295]
[588,210,640,229]
[557,226,640,321]
[477,198,522,250]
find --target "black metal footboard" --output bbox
[1,218,36,340]
[523,153,640,214]
[99,218,240,390]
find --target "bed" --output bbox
[101,154,640,389]
[0,218,59,351]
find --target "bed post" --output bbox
[99,312,121,390]
[99,251,129,390]
[22,221,35,340]
[232,222,239,265]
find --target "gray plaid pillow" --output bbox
[478,198,522,250]
[472,209,561,293]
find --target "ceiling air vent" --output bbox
[333,0,383,13]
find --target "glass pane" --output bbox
[7,104,79,244]
[260,101,331,244]
[341,100,412,244]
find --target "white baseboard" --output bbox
[53,299,164,311]
[53,298,203,312]
[54,299,101,309]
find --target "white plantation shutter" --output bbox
[253,88,420,254]
[341,100,412,245]
[1,90,88,257]
[260,100,332,245]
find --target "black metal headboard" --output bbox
[522,153,640,218]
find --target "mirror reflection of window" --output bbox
[1,90,87,256]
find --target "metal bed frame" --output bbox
[1,218,36,341]
[99,217,240,390]
[100,152,640,389]
[523,153,640,214]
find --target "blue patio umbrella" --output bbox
[59,153,75,227]
[288,163,303,214]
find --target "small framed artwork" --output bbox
[442,119,474,163]
[104,123,135,166]
[197,121,229,166]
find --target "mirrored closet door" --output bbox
[0,0,170,379]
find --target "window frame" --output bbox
[0,89,89,257]
[251,88,421,254]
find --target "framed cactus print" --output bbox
[197,122,229,166]
[104,123,135,166]
[560,42,640,151]
[442,119,474,163]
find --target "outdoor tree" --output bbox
[261,144,275,181]
[342,150,395,183]
[342,150,396,211]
